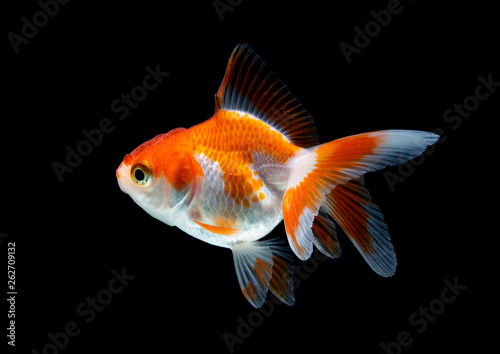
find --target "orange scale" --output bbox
[237,182,246,200]
[251,178,263,191]
[230,183,238,199]
[245,169,253,179]
[245,182,254,196]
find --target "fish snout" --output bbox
[116,162,129,194]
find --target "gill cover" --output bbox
[163,150,204,191]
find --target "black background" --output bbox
[2,0,497,353]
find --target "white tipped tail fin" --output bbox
[282,130,439,274]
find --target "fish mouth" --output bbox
[116,162,129,194]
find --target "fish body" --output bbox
[117,44,439,308]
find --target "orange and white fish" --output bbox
[116,44,438,308]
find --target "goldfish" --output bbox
[116,44,438,308]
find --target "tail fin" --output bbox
[326,177,396,276]
[231,239,295,308]
[283,130,439,273]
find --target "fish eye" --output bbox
[131,161,153,186]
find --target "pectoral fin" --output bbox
[193,219,241,236]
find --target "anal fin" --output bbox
[232,239,294,308]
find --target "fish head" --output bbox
[116,128,203,226]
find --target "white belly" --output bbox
[174,152,290,248]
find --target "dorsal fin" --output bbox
[215,43,319,148]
